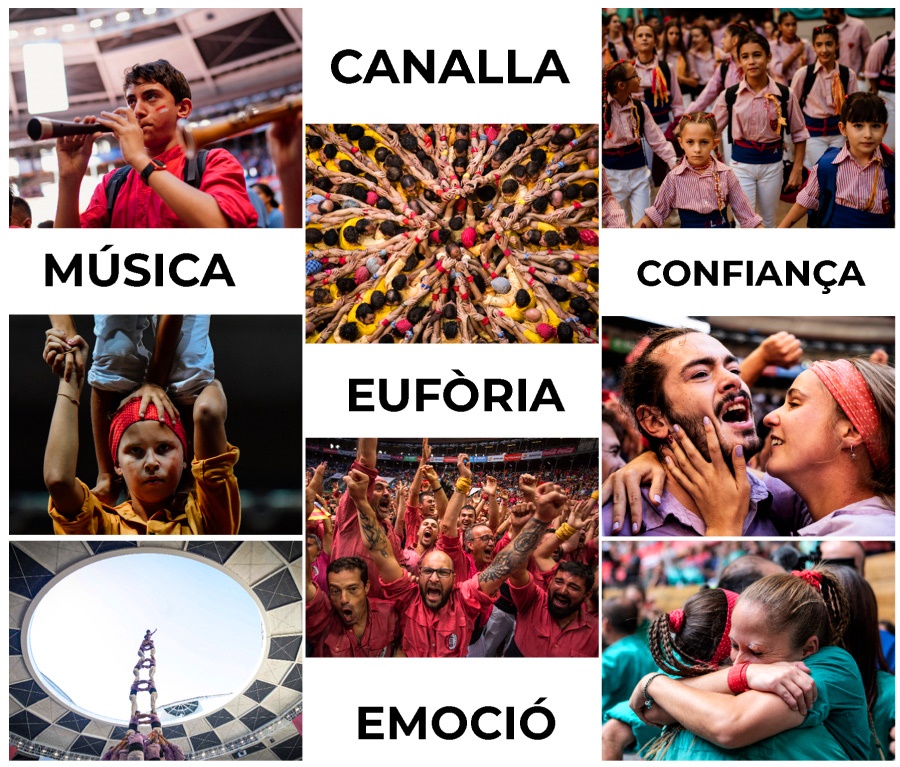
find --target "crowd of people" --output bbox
[600,323,895,537]
[305,438,600,657]
[305,124,599,343]
[602,9,895,228]
[602,540,895,760]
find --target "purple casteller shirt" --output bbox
[602,470,782,536]
[764,474,895,536]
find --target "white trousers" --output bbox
[805,134,846,168]
[604,165,651,227]
[731,160,783,229]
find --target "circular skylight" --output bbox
[27,553,265,724]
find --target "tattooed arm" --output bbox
[348,468,405,583]
[477,482,568,596]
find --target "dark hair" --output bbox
[648,589,731,676]
[369,290,386,310]
[544,231,561,248]
[400,133,418,151]
[569,296,588,314]
[384,289,402,305]
[123,60,190,101]
[323,144,338,160]
[327,555,369,586]
[661,20,688,58]
[358,135,376,152]
[356,303,374,323]
[407,306,428,325]
[777,10,797,26]
[380,221,399,238]
[351,185,368,202]
[841,91,889,125]
[336,276,357,295]
[587,266,599,282]
[378,334,394,343]
[690,22,712,42]
[312,287,330,304]
[531,195,550,214]
[338,322,359,341]
[342,225,359,244]
[376,197,392,210]
[477,185,496,202]
[603,597,639,634]
[558,560,594,593]
[312,176,333,193]
[306,228,323,244]
[582,182,599,200]
[347,125,365,141]
[553,258,573,274]
[737,30,768,57]
[441,303,457,320]
[620,328,701,451]
[307,134,324,150]
[453,138,469,155]
[323,229,339,246]
[374,146,390,162]
[718,554,779,593]
[501,179,519,195]
[811,24,840,45]
[391,274,407,291]
[449,216,464,231]
[549,285,570,303]
[557,323,574,343]
[400,174,417,190]
[386,166,402,182]
[515,288,532,308]
[252,182,278,206]
[443,321,459,339]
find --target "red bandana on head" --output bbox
[109,398,188,466]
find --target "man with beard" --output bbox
[331,439,403,599]
[400,516,439,574]
[305,555,400,657]
[602,328,784,537]
[398,438,447,548]
[508,559,598,658]
[463,523,495,575]
[350,454,567,657]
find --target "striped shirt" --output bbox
[633,53,684,123]
[601,168,627,228]
[603,96,677,167]
[692,58,742,112]
[790,62,859,119]
[688,46,726,88]
[711,78,810,144]
[835,16,873,77]
[770,37,816,85]
[645,156,763,228]
[864,30,896,81]
[797,145,891,214]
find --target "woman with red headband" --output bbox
[42,332,239,535]
[627,569,872,760]
[760,358,894,535]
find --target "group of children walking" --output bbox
[602,20,894,229]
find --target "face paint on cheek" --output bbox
[156,106,169,114]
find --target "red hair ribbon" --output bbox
[710,589,740,666]
[791,570,823,591]
[668,609,685,633]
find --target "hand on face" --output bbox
[100,107,151,170]
[663,417,751,536]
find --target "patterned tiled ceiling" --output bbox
[9,541,302,761]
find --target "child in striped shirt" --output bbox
[780,92,894,228]
[635,112,762,228]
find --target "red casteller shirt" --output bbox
[380,572,497,657]
[509,575,598,658]
[80,145,257,228]
[306,586,400,658]
[331,460,403,600]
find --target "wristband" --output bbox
[456,477,472,493]
[555,522,577,541]
[350,146,359,154]
[728,662,751,694]
[57,392,80,407]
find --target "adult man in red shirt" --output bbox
[306,555,400,658]
[350,453,567,657]
[331,439,403,600]
[54,59,256,228]
[508,560,598,658]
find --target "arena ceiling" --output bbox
[10,541,303,761]
[9,8,302,139]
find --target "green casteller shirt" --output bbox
[650,646,870,761]
[602,634,657,720]
[872,669,896,760]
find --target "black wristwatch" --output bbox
[140,158,166,185]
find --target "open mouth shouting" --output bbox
[716,394,754,430]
